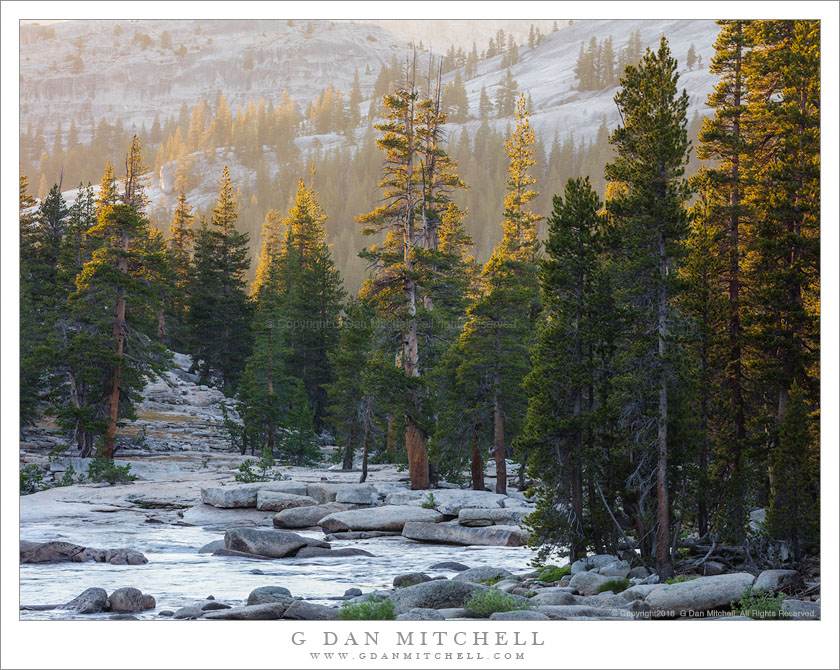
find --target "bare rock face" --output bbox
[570,554,620,575]
[255,491,318,512]
[247,586,293,606]
[384,489,507,515]
[108,587,156,612]
[645,573,756,618]
[334,485,380,505]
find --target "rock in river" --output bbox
[224,528,329,558]
[255,491,318,512]
[452,567,514,584]
[59,587,109,614]
[108,587,156,612]
[20,541,147,565]
[272,503,353,529]
[247,586,293,605]
[402,522,524,546]
[318,506,444,533]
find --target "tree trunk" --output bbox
[157,307,165,341]
[104,230,129,459]
[471,426,484,490]
[359,399,372,483]
[655,231,673,579]
[405,415,429,490]
[386,410,397,461]
[493,389,506,494]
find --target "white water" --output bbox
[20,521,536,619]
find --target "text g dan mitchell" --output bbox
[291,631,545,647]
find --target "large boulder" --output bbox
[223,528,329,558]
[282,600,340,620]
[568,571,612,596]
[390,580,491,614]
[319,506,444,533]
[753,570,804,595]
[570,554,620,575]
[452,567,514,584]
[384,489,507,515]
[645,573,756,618]
[457,508,530,527]
[255,491,318,512]
[180,504,274,529]
[272,503,353,529]
[197,540,226,554]
[335,485,380,505]
[60,587,109,614]
[108,587,156,612]
[200,482,305,509]
[203,602,291,620]
[247,586,293,605]
[402,522,524,546]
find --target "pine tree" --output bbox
[479,84,493,120]
[742,20,820,519]
[696,20,752,541]
[188,166,252,393]
[165,190,194,350]
[457,94,541,495]
[687,43,698,70]
[520,177,605,562]
[604,37,691,578]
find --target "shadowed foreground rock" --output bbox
[645,573,756,618]
[20,541,147,565]
[108,587,156,612]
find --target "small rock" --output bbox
[173,605,205,619]
[394,572,432,588]
[596,560,631,578]
[627,566,650,579]
[249,569,265,575]
[158,610,174,617]
[753,570,804,595]
[203,602,291,620]
[452,567,514,584]
[60,587,109,614]
[201,601,230,611]
[570,554,620,575]
[282,600,340,620]
[197,540,226,554]
[698,560,726,576]
[428,561,470,572]
[247,586,293,606]
[294,546,374,558]
[343,588,363,598]
[568,571,612,596]
[108,587,156,613]
[109,614,139,620]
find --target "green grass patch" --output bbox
[538,565,571,582]
[666,574,697,585]
[596,578,631,594]
[465,589,531,617]
[480,576,504,586]
[339,596,396,620]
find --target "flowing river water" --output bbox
[20,520,536,620]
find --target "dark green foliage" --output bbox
[538,565,571,582]
[87,457,136,485]
[464,590,531,617]
[731,587,787,619]
[339,596,396,620]
[20,465,46,495]
[187,166,252,393]
[596,578,630,594]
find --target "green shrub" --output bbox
[538,565,571,582]
[20,465,45,494]
[87,457,136,485]
[731,587,788,620]
[339,596,396,620]
[480,576,504,586]
[421,492,437,509]
[465,589,531,617]
[666,574,696,585]
[596,578,630,594]
[58,465,78,487]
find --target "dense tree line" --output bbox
[20,21,819,572]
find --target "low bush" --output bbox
[731,586,788,620]
[87,457,136,485]
[20,465,45,495]
[666,574,696,585]
[596,578,630,594]
[339,596,396,620]
[538,565,571,582]
[421,492,437,509]
[465,589,531,617]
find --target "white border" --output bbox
[2,2,838,669]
